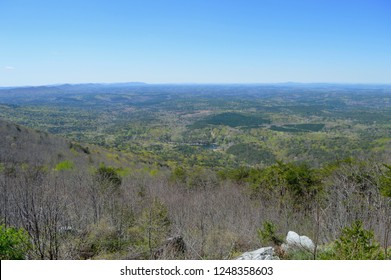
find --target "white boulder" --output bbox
[285,231,315,252]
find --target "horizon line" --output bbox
[2,81,391,88]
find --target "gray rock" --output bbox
[236,247,280,260]
[285,231,315,252]
[236,231,315,260]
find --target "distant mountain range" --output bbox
[0,82,148,90]
[2,81,391,91]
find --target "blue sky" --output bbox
[1,0,390,86]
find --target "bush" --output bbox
[330,221,384,260]
[55,160,74,171]
[79,220,126,259]
[257,221,283,246]
[0,225,31,259]
[124,198,172,259]
[96,165,122,188]
[379,164,391,197]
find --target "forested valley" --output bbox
[1,83,391,260]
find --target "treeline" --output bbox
[1,157,390,259]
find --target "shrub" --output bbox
[79,220,126,259]
[0,225,31,260]
[379,164,391,197]
[96,165,122,188]
[257,221,283,246]
[128,198,171,259]
[55,160,74,171]
[331,221,384,260]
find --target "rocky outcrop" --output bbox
[236,247,280,260]
[237,230,315,260]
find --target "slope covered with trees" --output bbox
[0,84,391,259]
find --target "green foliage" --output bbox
[137,198,171,257]
[192,112,270,129]
[55,160,74,171]
[171,166,187,183]
[285,249,314,260]
[96,165,122,187]
[282,162,322,204]
[219,166,250,181]
[2,85,391,260]
[331,221,384,260]
[257,221,283,246]
[270,123,325,133]
[379,164,391,197]
[80,219,128,259]
[3,85,391,169]
[69,142,90,154]
[226,143,275,165]
[235,162,323,208]
[0,225,31,260]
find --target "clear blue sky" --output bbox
[1,0,390,86]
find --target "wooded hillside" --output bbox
[1,84,391,259]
